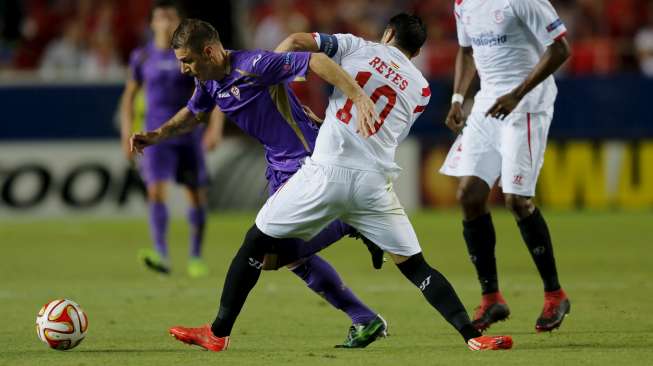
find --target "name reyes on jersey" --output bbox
[368,56,408,91]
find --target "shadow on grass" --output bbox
[3,349,192,355]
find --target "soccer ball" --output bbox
[35,299,88,350]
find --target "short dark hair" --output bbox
[171,18,220,54]
[151,0,185,19]
[387,13,427,55]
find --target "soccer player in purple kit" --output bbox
[131,18,388,348]
[120,1,224,278]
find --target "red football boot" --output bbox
[472,292,511,332]
[467,335,513,351]
[536,289,571,332]
[169,324,229,352]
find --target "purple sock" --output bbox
[188,206,206,258]
[292,255,376,324]
[148,202,168,258]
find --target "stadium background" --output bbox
[2,0,653,216]
[1,2,653,365]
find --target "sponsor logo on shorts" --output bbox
[513,175,524,186]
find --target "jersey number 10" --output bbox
[336,71,397,135]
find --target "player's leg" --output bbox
[288,254,382,347]
[263,164,382,347]
[170,161,382,350]
[179,143,210,278]
[344,175,511,350]
[440,113,508,331]
[138,144,176,274]
[170,224,276,351]
[184,187,209,278]
[457,176,510,331]
[500,110,569,332]
[262,219,383,270]
[264,167,383,269]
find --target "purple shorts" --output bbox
[140,141,208,188]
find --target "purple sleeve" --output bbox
[128,49,145,83]
[254,51,311,85]
[187,79,216,115]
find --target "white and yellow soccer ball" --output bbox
[35,299,88,350]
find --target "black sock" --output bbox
[211,225,278,337]
[517,208,561,292]
[463,213,498,294]
[397,253,481,342]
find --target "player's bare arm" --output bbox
[202,108,225,151]
[308,53,378,137]
[486,37,571,120]
[130,107,207,154]
[119,77,142,160]
[446,46,476,134]
[275,33,377,136]
[274,33,319,53]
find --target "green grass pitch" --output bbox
[2,210,653,365]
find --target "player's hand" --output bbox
[486,90,521,120]
[353,94,378,138]
[130,131,160,154]
[302,105,323,125]
[121,134,136,161]
[445,102,466,134]
[202,130,222,152]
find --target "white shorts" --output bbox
[439,109,552,196]
[255,159,421,257]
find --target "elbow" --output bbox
[308,52,328,70]
[281,33,305,51]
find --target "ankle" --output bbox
[481,291,506,304]
[544,288,566,300]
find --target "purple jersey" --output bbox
[187,50,318,172]
[129,42,199,144]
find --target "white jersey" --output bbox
[455,0,567,113]
[310,33,430,179]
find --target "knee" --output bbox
[186,188,207,207]
[395,252,426,277]
[147,185,167,202]
[240,225,274,257]
[456,183,486,213]
[504,195,534,219]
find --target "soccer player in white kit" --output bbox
[440,0,571,332]
[170,14,512,352]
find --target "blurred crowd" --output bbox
[1,0,653,80]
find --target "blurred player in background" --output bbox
[120,0,224,278]
[440,0,571,332]
[164,14,512,352]
[131,19,389,348]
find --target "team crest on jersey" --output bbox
[493,10,505,24]
[230,85,241,100]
